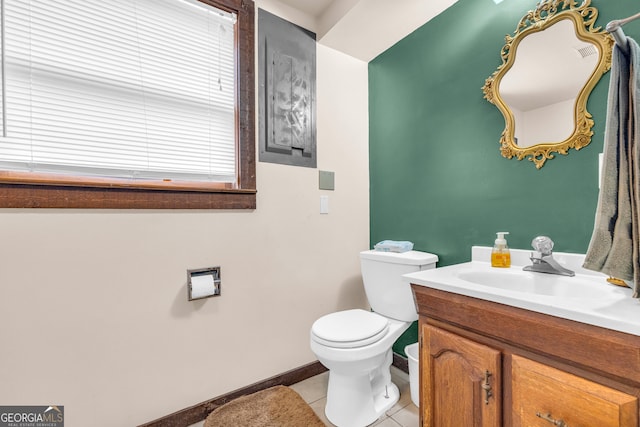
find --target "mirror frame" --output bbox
[482,0,614,169]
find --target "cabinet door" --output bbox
[512,355,638,427]
[423,324,501,427]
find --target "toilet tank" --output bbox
[360,250,438,322]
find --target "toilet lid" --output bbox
[311,309,389,348]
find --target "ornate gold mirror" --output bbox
[482,0,614,169]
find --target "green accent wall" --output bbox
[370,0,640,357]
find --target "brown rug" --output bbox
[204,385,325,427]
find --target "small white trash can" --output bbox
[404,342,419,407]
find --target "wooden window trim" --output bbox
[0,0,256,209]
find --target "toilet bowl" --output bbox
[311,309,411,426]
[310,250,438,427]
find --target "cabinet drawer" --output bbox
[512,355,638,427]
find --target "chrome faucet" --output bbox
[523,236,575,277]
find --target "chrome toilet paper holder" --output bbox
[187,267,221,301]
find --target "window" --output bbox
[0,0,255,208]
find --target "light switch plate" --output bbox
[319,170,335,190]
[320,196,329,214]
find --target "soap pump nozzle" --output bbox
[495,231,509,247]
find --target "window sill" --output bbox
[0,183,256,209]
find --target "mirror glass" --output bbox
[500,19,599,147]
[483,0,613,168]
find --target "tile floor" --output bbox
[189,366,418,427]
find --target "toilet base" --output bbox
[324,351,400,427]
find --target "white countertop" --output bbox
[404,246,640,336]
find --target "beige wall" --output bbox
[0,3,370,425]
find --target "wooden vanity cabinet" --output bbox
[413,285,640,427]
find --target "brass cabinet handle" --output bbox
[536,412,568,427]
[481,370,492,405]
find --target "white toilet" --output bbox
[310,249,438,427]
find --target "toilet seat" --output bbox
[311,309,389,348]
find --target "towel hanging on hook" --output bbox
[583,32,640,297]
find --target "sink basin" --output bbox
[404,247,640,337]
[455,270,610,298]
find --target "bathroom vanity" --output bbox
[407,247,640,427]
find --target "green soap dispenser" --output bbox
[491,232,511,268]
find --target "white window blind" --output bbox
[0,0,237,183]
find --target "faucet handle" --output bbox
[531,236,554,256]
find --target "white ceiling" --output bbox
[276,0,335,17]
[274,0,459,62]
